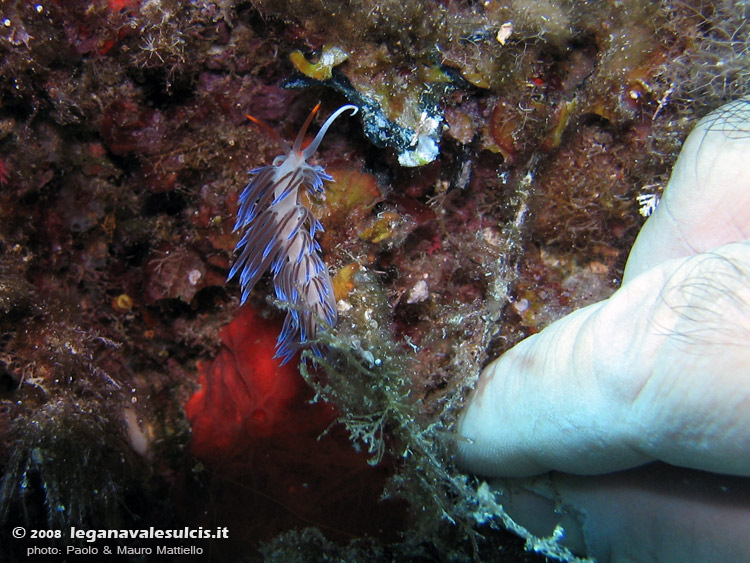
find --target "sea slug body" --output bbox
[229,104,358,362]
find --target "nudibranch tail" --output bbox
[229,104,358,363]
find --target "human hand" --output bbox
[456,98,750,561]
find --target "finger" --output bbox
[456,241,750,477]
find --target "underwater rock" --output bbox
[285,66,450,167]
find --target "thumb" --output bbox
[624,95,750,280]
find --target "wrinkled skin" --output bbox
[457,98,750,562]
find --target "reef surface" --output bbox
[0,0,747,561]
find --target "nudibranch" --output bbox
[229,103,358,362]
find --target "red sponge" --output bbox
[185,307,336,472]
[184,307,405,546]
